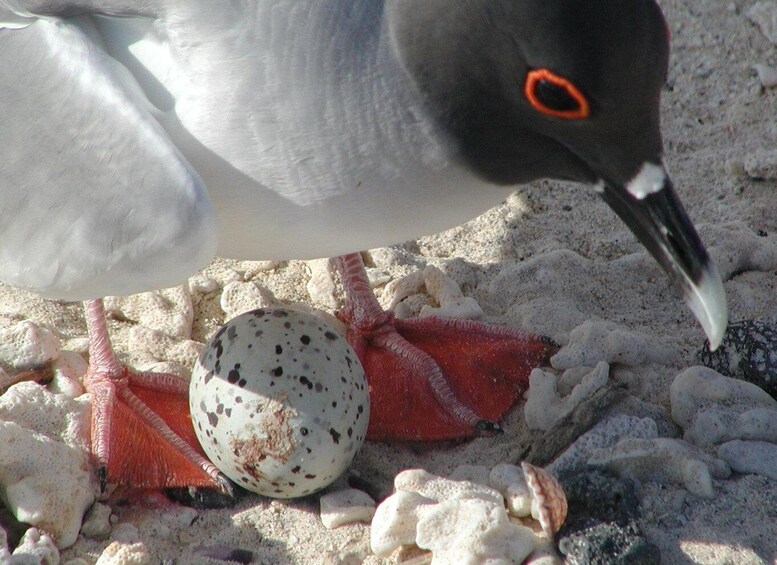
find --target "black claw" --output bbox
[164,481,239,510]
[541,335,561,349]
[193,546,254,564]
[475,419,503,435]
[98,466,108,494]
[217,473,235,498]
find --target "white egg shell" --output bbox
[190,307,370,498]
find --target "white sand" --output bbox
[2,0,777,563]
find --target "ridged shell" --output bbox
[521,462,567,538]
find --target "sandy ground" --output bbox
[1,0,776,563]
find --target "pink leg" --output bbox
[83,299,229,493]
[334,254,556,441]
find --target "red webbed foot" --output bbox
[83,300,230,494]
[334,254,557,441]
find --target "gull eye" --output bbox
[524,68,590,119]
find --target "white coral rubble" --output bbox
[550,321,672,370]
[489,464,533,517]
[524,362,609,431]
[104,285,193,340]
[547,413,731,498]
[371,465,566,563]
[587,437,731,498]
[548,415,659,476]
[0,382,97,548]
[0,321,60,370]
[93,524,150,565]
[388,266,485,321]
[94,541,150,565]
[219,280,275,318]
[717,440,777,480]
[415,498,537,565]
[320,488,376,529]
[671,366,777,482]
[10,528,59,565]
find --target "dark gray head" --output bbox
[387,0,727,347]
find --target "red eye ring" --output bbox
[524,68,590,120]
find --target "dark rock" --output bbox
[559,468,641,524]
[697,320,777,399]
[556,468,660,564]
[559,520,661,565]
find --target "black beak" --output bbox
[599,163,727,349]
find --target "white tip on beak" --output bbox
[685,263,728,350]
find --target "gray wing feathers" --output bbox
[0,18,216,299]
[1,0,162,19]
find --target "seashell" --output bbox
[521,462,567,538]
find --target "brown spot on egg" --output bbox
[229,406,296,482]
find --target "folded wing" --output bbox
[0,15,216,300]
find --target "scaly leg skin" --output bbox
[82,299,231,495]
[334,254,557,441]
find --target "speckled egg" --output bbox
[190,307,370,498]
[697,320,777,399]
